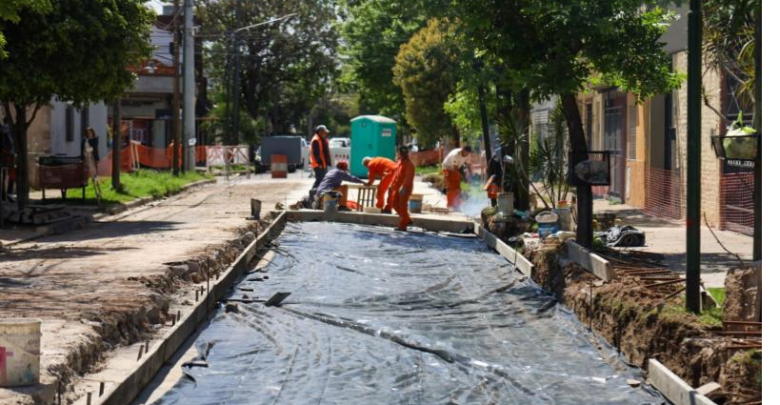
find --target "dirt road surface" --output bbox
[0,175,311,404]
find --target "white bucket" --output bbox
[497,192,514,216]
[0,318,41,387]
[322,191,341,215]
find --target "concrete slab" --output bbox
[283,209,474,234]
[648,359,717,405]
[565,240,617,281]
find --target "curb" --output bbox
[3,179,216,246]
[648,359,717,405]
[77,211,288,405]
[94,178,217,221]
[474,222,535,277]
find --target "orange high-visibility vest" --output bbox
[309,134,329,169]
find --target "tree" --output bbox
[702,0,757,118]
[426,0,681,246]
[197,0,339,138]
[0,0,153,209]
[393,18,460,148]
[339,0,426,136]
[0,0,50,57]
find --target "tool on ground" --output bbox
[264,292,291,307]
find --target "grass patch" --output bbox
[416,164,441,176]
[708,287,726,306]
[661,301,723,327]
[64,169,213,206]
[208,164,252,172]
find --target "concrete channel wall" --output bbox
[75,212,290,405]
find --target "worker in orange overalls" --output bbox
[390,146,415,231]
[441,145,473,210]
[362,156,398,211]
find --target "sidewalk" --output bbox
[593,198,754,287]
[0,174,311,405]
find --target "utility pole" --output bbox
[171,0,182,176]
[685,0,702,313]
[231,1,242,147]
[183,0,196,171]
[753,4,761,262]
[112,100,122,191]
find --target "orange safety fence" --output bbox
[642,165,684,221]
[410,149,442,167]
[720,170,754,236]
[93,145,213,176]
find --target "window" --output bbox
[65,106,75,142]
[627,104,637,160]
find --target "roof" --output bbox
[350,115,396,124]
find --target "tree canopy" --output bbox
[0,0,50,57]
[339,0,426,126]
[197,0,340,137]
[703,0,757,106]
[392,18,460,148]
[0,0,154,207]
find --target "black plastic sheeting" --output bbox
[152,222,667,405]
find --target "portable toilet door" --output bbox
[349,115,397,178]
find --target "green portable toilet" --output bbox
[349,115,397,178]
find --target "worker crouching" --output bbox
[362,156,398,212]
[389,146,415,231]
[310,161,366,209]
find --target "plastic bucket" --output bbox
[409,194,423,213]
[497,192,514,216]
[0,318,41,387]
[323,191,341,215]
[553,207,574,231]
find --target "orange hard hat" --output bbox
[336,160,348,170]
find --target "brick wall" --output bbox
[673,51,723,226]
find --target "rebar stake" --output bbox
[99,382,105,397]
[137,344,144,360]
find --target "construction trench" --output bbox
[129,217,668,405]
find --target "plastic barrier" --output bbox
[271,154,287,178]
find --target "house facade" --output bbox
[572,4,754,234]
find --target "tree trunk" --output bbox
[478,84,492,163]
[12,107,30,210]
[753,4,761,262]
[561,93,592,247]
[517,88,531,211]
[112,100,122,191]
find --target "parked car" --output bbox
[254,135,308,173]
[329,137,351,148]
